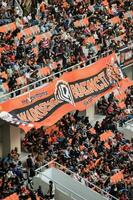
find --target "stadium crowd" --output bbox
[0,0,133,95]
[22,87,133,200]
[0,86,132,199]
[0,147,54,199]
[0,0,133,199]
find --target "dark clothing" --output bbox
[27,157,33,168]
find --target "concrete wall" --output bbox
[0,124,21,157]
[86,104,95,122]
[33,168,107,200]
[123,65,133,80]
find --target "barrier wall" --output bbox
[0,124,21,157]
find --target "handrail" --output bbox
[0,50,112,101]
[37,171,88,200]
[15,0,23,16]
[35,161,119,200]
[125,118,133,126]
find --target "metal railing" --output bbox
[125,118,133,127]
[35,161,118,200]
[0,50,112,102]
[15,0,23,16]
[0,41,132,102]
[36,170,87,200]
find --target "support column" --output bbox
[86,104,95,122]
[124,65,133,80]
[0,123,21,157]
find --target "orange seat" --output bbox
[2,82,9,92]
[74,20,81,27]
[111,171,124,183]
[16,76,27,86]
[115,92,126,101]
[0,22,17,33]
[100,130,113,141]
[109,16,121,24]
[83,36,95,45]
[82,18,89,26]
[3,193,19,200]
[8,22,16,32]
[0,24,7,33]
[102,0,109,6]
[38,67,51,77]
[24,27,32,37]
[0,71,8,80]
[104,142,110,149]
[35,35,42,43]
[92,149,97,157]
[89,128,96,134]
[95,158,101,167]
[118,102,126,109]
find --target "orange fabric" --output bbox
[118,102,126,109]
[82,18,89,26]
[95,158,101,167]
[0,53,132,132]
[104,142,110,149]
[109,16,121,24]
[3,193,19,200]
[79,145,85,151]
[2,83,9,92]
[0,72,8,80]
[17,26,40,39]
[33,47,38,55]
[74,20,81,27]
[32,32,51,45]
[24,28,31,37]
[89,128,96,134]
[115,92,126,101]
[0,22,16,33]
[69,138,72,144]
[92,149,98,157]
[100,130,113,141]
[102,0,109,6]
[63,2,69,9]
[40,2,46,12]
[74,18,89,27]
[0,47,4,53]
[9,22,16,32]
[16,76,27,85]
[0,25,7,33]
[110,171,124,183]
[83,36,95,45]
[38,67,51,77]
[45,124,59,135]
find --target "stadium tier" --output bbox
[0,0,132,97]
[0,0,133,200]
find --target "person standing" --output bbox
[46,181,55,200]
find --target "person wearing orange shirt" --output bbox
[40,1,46,20]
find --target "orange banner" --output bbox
[0,53,132,132]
